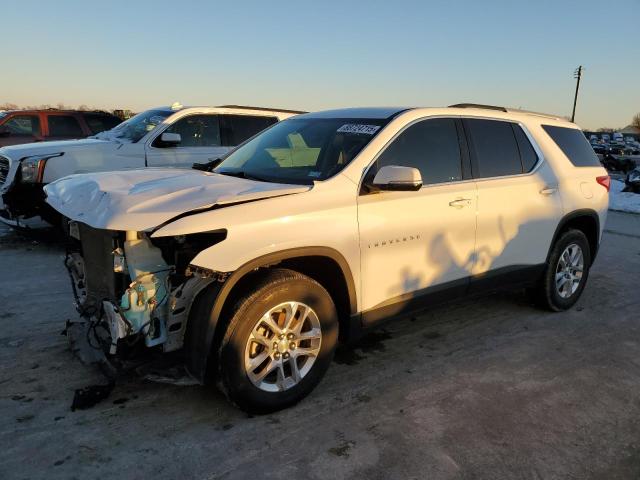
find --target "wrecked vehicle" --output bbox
[45,105,608,413]
[624,167,640,194]
[0,105,300,228]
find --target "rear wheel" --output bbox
[218,269,338,413]
[536,229,591,311]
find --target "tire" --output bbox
[218,269,338,413]
[536,229,591,311]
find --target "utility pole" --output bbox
[571,65,582,123]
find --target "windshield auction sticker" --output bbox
[337,124,381,135]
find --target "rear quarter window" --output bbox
[542,125,600,167]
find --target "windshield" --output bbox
[215,117,387,184]
[93,109,173,143]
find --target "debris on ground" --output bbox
[71,383,115,411]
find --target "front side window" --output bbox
[48,115,83,137]
[369,118,463,185]
[216,117,387,185]
[220,115,278,146]
[160,114,221,147]
[465,118,522,178]
[3,115,41,136]
[542,125,600,167]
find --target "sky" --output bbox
[2,0,639,130]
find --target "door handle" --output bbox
[539,186,558,196]
[449,198,472,209]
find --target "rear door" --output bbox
[0,113,44,146]
[45,113,85,140]
[145,113,228,168]
[464,118,563,288]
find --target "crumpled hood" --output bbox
[44,168,310,231]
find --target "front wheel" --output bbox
[536,229,591,311]
[218,269,338,413]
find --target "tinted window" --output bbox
[465,119,522,178]
[513,125,538,172]
[221,115,278,146]
[542,125,600,167]
[162,114,220,147]
[3,115,40,136]
[48,115,83,137]
[372,118,462,185]
[83,113,121,134]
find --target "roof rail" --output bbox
[217,105,307,114]
[449,103,507,113]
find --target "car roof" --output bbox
[163,105,304,113]
[292,105,573,127]
[0,109,116,115]
[296,107,410,120]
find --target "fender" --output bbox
[546,208,601,264]
[184,246,357,383]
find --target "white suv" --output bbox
[0,105,300,228]
[45,104,610,412]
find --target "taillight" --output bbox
[596,175,610,192]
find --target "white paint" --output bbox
[48,106,610,314]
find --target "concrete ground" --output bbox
[1,211,639,480]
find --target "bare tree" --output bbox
[632,113,640,130]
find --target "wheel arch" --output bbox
[548,209,601,265]
[184,247,358,383]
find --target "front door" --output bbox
[145,114,230,168]
[357,117,477,324]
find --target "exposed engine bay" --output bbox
[65,221,227,369]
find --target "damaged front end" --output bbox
[65,221,227,377]
[0,153,64,228]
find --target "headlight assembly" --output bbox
[20,153,63,183]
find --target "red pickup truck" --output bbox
[0,109,122,147]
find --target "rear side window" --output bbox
[83,113,121,134]
[3,115,41,136]
[220,115,278,146]
[513,125,538,172]
[48,115,83,137]
[542,125,600,167]
[373,118,463,184]
[465,119,522,178]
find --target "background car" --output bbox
[0,105,303,228]
[0,109,121,147]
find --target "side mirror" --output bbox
[159,132,181,147]
[371,165,422,191]
[0,126,11,137]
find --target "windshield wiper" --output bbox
[192,158,223,172]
